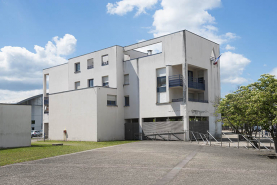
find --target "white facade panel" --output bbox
[0,104,31,148]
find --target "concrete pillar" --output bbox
[166,65,170,102]
[139,117,143,140]
[43,74,48,97]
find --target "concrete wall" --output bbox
[48,88,98,141]
[68,46,119,90]
[48,87,124,142]
[0,104,31,148]
[123,60,140,119]
[185,30,221,137]
[96,87,124,141]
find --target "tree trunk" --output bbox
[273,136,277,154]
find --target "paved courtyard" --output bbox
[0,141,276,185]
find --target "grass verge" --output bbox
[0,140,137,166]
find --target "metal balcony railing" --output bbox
[87,65,94,69]
[169,75,183,87]
[189,98,208,103]
[188,77,205,90]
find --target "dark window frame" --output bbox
[125,96,130,106]
[88,79,94,87]
[75,62,81,73]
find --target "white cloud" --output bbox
[107,0,237,45]
[225,44,235,50]
[0,89,42,103]
[270,67,277,77]
[151,0,238,44]
[0,34,77,102]
[107,0,250,85]
[220,51,251,84]
[107,0,158,16]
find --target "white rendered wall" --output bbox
[185,30,221,137]
[96,87,124,141]
[67,46,119,90]
[123,60,140,119]
[0,104,31,148]
[48,88,98,141]
[44,64,69,94]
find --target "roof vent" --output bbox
[147,50,153,55]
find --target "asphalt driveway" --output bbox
[0,141,276,185]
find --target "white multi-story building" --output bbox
[43,30,221,141]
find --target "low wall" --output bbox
[0,104,31,148]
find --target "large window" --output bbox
[31,120,35,124]
[107,95,117,106]
[124,74,129,85]
[75,81,80,90]
[87,58,94,69]
[88,79,94,87]
[157,76,166,92]
[102,76,109,87]
[75,62,80,73]
[102,55,109,66]
[125,96,129,106]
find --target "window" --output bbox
[157,76,166,92]
[75,81,80,90]
[87,58,94,69]
[102,76,109,87]
[125,96,129,106]
[124,74,129,85]
[75,63,80,72]
[107,95,117,106]
[31,120,35,124]
[32,127,34,130]
[102,55,109,66]
[88,79,94,87]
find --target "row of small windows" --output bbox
[74,55,109,73]
[74,76,108,90]
[74,75,129,90]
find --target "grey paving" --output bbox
[0,141,276,185]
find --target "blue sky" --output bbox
[0,0,276,102]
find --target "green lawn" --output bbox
[0,140,137,166]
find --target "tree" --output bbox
[252,74,277,153]
[216,74,277,153]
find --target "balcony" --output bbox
[169,75,183,87]
[87,65,94,69]
[188,77,205,90]
[102,61,109,66]
[189,98,208,103]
